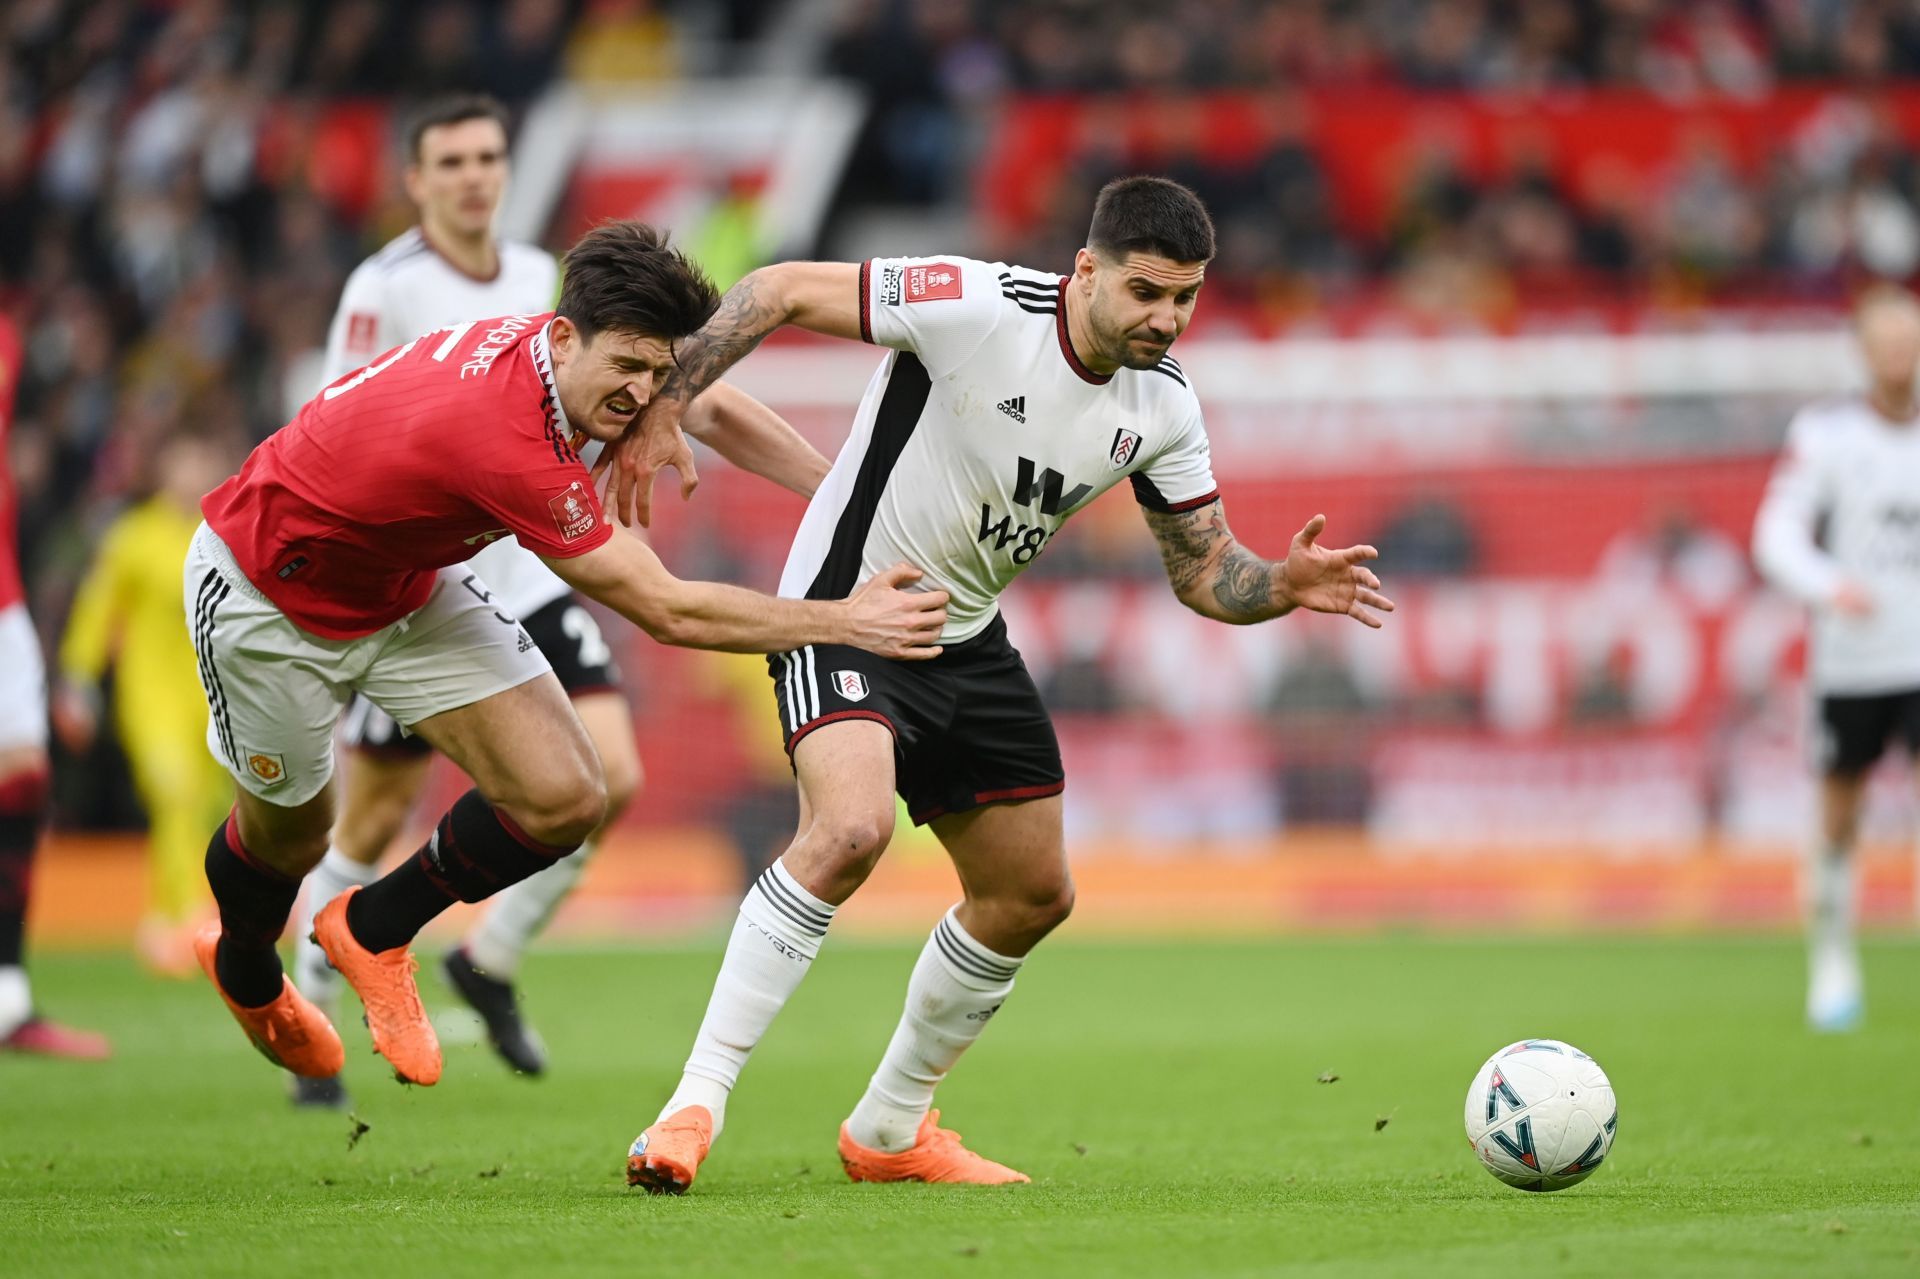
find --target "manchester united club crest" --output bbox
[1110,428,1142,468]
[247,752,288,786]
[548,481,598,542]
[833,670,870,702]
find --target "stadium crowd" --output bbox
[0,0,1912,828]
[0,0,700,823]
[843,0,1920,97]
[836,1,1920,315]
[0,2,715,604]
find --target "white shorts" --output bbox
[185,523,551,806]
[0,603,48,751]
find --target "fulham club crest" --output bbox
[1110,428,1143,468]
[833,671,870,702]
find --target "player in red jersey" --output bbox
[186,222,947,1088]
[0,310,110,1060]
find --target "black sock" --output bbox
[0,780,46,969]
[0,820,34,968]
[347,789,573,953]
[204,815,298,1008]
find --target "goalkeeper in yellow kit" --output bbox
[55,434,231,975]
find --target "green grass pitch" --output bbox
[5,934,1919,1277]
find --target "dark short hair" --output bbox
[1087,176,1216,265]
[406,93,511,163]
[557,221,720,348]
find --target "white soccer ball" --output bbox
[1463,1039,1617,1192]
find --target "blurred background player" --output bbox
[0,306,107,1060]
[54,433,232,978]
[1753,283,1920,1033]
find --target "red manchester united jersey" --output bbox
[203,314,612,639]
[0,313,23,613]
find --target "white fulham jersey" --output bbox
[322,226,567,618]
[780,256,1219,643]
[1753,396,1920,694]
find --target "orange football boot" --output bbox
[194,923,344,1077]
[311,888,441,1086]
[838,1110,1030,1185]
[626,1105,715,1194]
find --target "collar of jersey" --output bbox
[528,321,577,437]
[1055,278,1112,386]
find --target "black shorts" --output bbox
[768,612,1064,825]
[340,593,623,757]
[1818,689,1920,777]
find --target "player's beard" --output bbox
[1089,295,1176,370]
[1118,333,1176,369]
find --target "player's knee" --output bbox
[490,729,608,848]
[808,806,895,875]
[984,875,1074,942]
[598,748,642,824]
[519,773,607,849]
[1022,878,1076,935]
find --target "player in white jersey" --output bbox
[288,97,831,1107]
[1753,284,1920,1032]
[601,177,1394,1191]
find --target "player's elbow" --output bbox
[743,262,801,307]
[631,593,702,648]
[1750,521,1797,590]
[678,383,731,443]
[632,605,687,647]
[1173,579,1230,623]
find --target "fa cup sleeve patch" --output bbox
[905,263,962,302]
[549,481,599,542]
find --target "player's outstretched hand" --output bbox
[846,563,949,660]
[594,395,698,528]
[1281,514,1395,628]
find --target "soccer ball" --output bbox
[1464,1039,1617,1192]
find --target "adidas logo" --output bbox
[997,395,1026,423]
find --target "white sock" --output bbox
[292,849,379,1006]
[1806,841,1857,961]
[845,907,1022,1154]
[463,839,592,980]
[657,859,835,1139]
[0,964,30,1039]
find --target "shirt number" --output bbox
[322,336,420,400]
[561,605,613,669]
[318,323,469,401]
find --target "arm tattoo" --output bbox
[1142,502,1282,623]
[662,273,787,404]
[1212,545,1277,620]
[1143,504,1229,596]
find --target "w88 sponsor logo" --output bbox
[977,504,1054,565]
